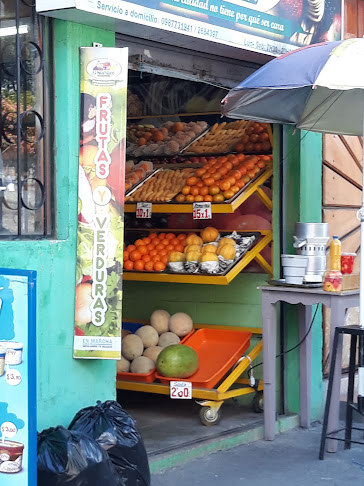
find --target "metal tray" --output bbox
[268,279,322,289]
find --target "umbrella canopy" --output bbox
[221,37,364,412]
[222,38,364,136]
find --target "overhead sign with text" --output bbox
[36,0,342,56]
[74,47,127,359]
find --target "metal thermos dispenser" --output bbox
[293,222,329,283]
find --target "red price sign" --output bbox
[193,202,212,220]
[136,202,152,219]
[170,381,192,399]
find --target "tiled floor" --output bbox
[117,389,263,456]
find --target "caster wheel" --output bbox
[252,391,264,413]
[199,406,221,426]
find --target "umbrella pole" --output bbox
[358,120,364,414]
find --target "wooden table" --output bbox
[260,285,359,450]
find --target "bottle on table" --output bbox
[323,236,343,292]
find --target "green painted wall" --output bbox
[0,21,117,431]
[283,127,324,419]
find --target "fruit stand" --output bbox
[117,321,263,425]
[117,80,273,422]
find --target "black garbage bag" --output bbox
[37,426,121,486]
[68,400,150,486]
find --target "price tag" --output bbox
[136,202,152,219]
[170,381,192,399]
[5,369,22,386]
[0,422,17,439]
[193,202,212,220]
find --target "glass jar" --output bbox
[323,270,343,292]
[341,253,356,274]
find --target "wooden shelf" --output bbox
[123,231,273,285]
[124,165,273,214]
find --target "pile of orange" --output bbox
[235,122,271,153]
[123,232,188,272]
[175,153,271,203]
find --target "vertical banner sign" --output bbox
[73,47,127,359]
[0,269,37,485]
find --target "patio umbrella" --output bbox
[221,37,364,411]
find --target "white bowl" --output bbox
[281,254,308,268]
[283,266,307,277]
[285,276,304,285]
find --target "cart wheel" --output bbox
[199,407,221,426]
[252,391,264,413]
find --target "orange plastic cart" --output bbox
[117,323,263,426]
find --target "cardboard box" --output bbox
[342,273,359,291]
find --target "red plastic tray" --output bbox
[155,328,252,388]
[117,328,195,383]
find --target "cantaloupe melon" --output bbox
[143,345,163,364]
[150,309,170,335]
[122,334,144,360]
[130,356,155,374]
[158,332,180,348]
[135,325,159,347]
[117,355,131,373]
[169,312,193,337]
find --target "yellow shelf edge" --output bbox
[124,165,273,214]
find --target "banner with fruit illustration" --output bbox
[73,47,127,359]
[38,1,342,57]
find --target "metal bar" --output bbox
[15,0,22,236]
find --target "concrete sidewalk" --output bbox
[151,422,364,486]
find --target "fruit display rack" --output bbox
[124,163,273,214]
[123,229,273,285]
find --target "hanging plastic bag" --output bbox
[37,425,121,486]
[69,400,150,486]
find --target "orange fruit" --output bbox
[230,185,240,194]
[166,244,174,252]
[160,255,169,265]
[152,255,161,262]
[204,177,215,186]
[161,238,169,246]
[236,179,245,189]
[143,237,151,245]
[223,190,234,200]
[204,195,213,202]
[134,239,144,247]
[186,235,203,246]
[154,261,166,272]
[186,195,195,202]
[149,249,158,257]
[236,153,245,162]
[223,162,233,171]
[213,194,224,202]
[212,172,222,181]
[149,233,158,240]
[218,167,228,176]
[227,176,236,186]
[201,227,219,243]
[177,234,186,241]
[145,261,154,272]
[166,233,175,240]
[199,186,209,196]
[219,180,231,191]
[209,185,220,196]
[194,195,204,202]
[186,176,198,186]
[159,249,168,256]
[134,260,145,271]
[190,186,200,196]
[126,244,136,253]
[124,260,134,271]
[146,243,154,252]
[182,185,191,195]
[195,168,206,177]
[171,238,180,246]
[130,250,142,261]
[138,245,148,256]
[123,251,130,262]
[142,254,151,263]
[155,243,165,251]
[175,244,185,253]
[172,122,184,133]
[176,194,186,202]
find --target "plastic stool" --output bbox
[319,325,364,460]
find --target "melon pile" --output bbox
[118,310,194,375]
